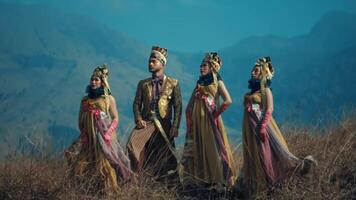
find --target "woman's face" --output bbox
[251,66,261,80]
[200,62,211,76]
[90,76,102,89]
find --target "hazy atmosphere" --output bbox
[0,1,355,199]
[0,0,356,150]
[1,0,356,52]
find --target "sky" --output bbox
[1,0,356,52]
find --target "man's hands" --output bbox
[137,119,179,138]
[136,119,147,129]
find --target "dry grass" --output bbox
[0,116,355,199]
[261,116,356,200]
[0,155,179,200]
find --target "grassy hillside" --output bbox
[0,115,355,199]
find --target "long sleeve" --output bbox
[172,81,182,129]
[133,81,143,123]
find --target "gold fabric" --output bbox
[158,77,178,118]
[73,96,120,195]
[242,92,293,195]
[183,74,235,186]
[133,76,182,128]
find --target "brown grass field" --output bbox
[0,116,355,199]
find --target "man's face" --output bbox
[148,58,164,73]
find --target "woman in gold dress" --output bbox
[239,57,315,197]
[182,53,236,188]
[66,65,133,195]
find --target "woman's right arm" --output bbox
[218,80,233,106]
[259,88,273,142]
[213,80,232,118]
[265,88,274,114]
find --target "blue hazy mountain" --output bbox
[0,3,355,156]
[0,3,196,155]
[219,11,356,127]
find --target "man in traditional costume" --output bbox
[127,46,182,181]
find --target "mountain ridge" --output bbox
[0,3,355,156]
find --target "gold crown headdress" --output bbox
[150,46,168,65]
[202,52,222,73]
[92,64,111,95]
[255,56,274,80]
